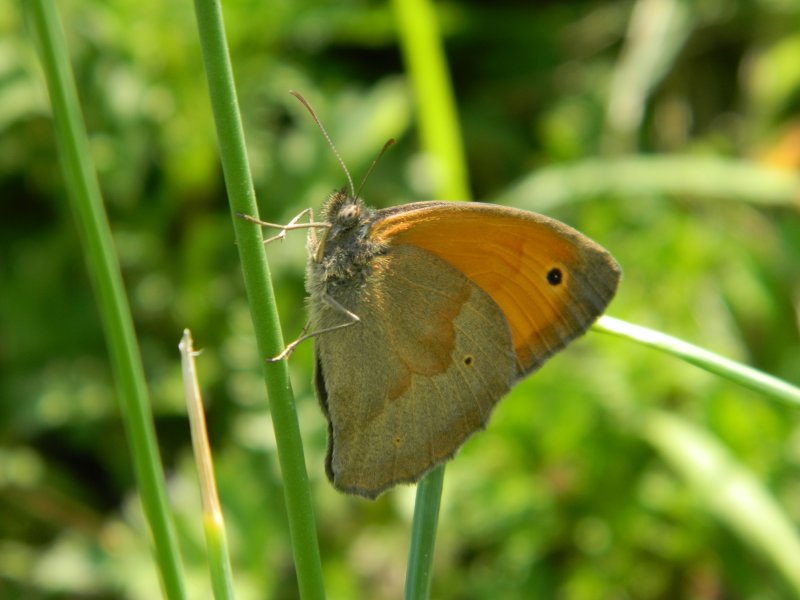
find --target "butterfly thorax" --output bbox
[307,189,387,294]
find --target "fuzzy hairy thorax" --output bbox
[307,189,387,296]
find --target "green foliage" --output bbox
[3,0,800,598]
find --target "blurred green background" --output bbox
[3,0,800,598]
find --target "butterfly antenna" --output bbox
[290,91,356,198]
[355,138,395,200]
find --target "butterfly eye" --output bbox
[546,268,563,286]
[338,204,361,225]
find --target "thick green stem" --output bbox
[191,1,325,598]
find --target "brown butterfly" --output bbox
[264,93,621,499]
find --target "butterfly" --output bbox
[257,92,620,499]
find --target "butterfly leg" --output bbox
[267,294,360,362]
[238,208,330,245]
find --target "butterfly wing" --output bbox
[371,201,621,377]
[314,201,620,498]
[313,244,517,499]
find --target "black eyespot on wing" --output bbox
[547,268,562,286]
[463,354,474,366]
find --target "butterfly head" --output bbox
[310,189,381,286]
[323,188,367,234]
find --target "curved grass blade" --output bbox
[594,316,800,407]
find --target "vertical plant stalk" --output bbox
[391,0,471,201]
[180,330,235,600]
[190,1,325,598]
[604,0,692,151]
[391,0,472,597]
[404,465,444,600]
[24,1,186,598]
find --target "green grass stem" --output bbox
[24,1,186,597]
[594,316,800,407]
[604,0,692,150]
[594,317,800,593]
[391,0,471,202]
[191,1,325,598]
[404,465,445,600]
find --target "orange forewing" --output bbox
[371,202,620,376]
